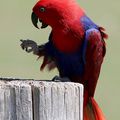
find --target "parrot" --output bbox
[20,0,108,119]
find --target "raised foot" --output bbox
[52,76,71,82]
[20,39,39,55]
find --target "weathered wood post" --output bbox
[0,78,83,120]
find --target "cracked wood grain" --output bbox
[0,78,83,120]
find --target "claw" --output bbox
[52,76,71,82]
[20,39,24,49]
[20,39,24,42]
[20,39,39,55]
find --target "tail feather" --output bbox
[84,97,105,120]
[99,27,108,39]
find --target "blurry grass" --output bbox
[0,0,120,119]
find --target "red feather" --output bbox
[32,0,108,119]
[84,97,105,120]
[99,27,108,39]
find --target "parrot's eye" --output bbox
[40,7,45,12]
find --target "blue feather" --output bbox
[44,16,99,77]
[80,15,98,31]
[45,34,86,77]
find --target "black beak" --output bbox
[31,12,39,29]
[31,12,48,29]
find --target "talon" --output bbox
[52,76,71,82]
[52,76,61,82]
[21,45,24,50]
[20,39,39,55]
[21,44,25,50]
[25,48,28,52]
[20,39,23,42]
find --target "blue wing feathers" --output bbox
[81,15,98,31]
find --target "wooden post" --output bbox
[0,78,83,120]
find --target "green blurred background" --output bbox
[0,0,119,119]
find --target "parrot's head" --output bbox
[31,0,84,29]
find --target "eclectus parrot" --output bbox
[20,0,108,119]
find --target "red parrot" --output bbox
[21,0,108,119]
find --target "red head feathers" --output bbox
[32,0,84,29]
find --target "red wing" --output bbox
[83,28,106,97]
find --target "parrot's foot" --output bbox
[20,39,39,55]
[52,76,71,82]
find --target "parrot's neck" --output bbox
[51,18,85,53]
